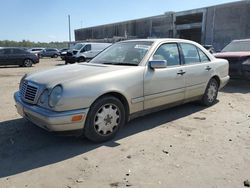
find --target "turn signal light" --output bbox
[71,115,84,122]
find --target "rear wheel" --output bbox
[84,96,125,142]
[53,54,58,58]
[23,59,33,67]
[201,78,219,106]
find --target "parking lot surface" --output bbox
[0,58,250,188]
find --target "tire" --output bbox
[53,54,58,58]
[201,78,219,106]
[84,95,126,142]
[23,59,33,67]
[78,57,86,62]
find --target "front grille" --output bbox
[21,81,39,103]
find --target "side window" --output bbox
[198,48,210,62]
[85,44,91,52]
[0,49,4,55]
[3,49,12,54]
[180,43,200,64]
[153,43,180,66]
[13,49,24,54]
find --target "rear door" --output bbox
[144,43,186,109]
[12,49,26,65]
[179,43,213,99]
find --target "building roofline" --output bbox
[75,0,248,32]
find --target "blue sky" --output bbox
[0,0,237,42]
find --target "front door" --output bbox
[144,43,186,110]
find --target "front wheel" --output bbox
[84,96,126,142]
[23,59,33,67]
[201,78,219,106]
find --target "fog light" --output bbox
[71,115,84,122]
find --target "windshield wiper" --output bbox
[103,62,137,66]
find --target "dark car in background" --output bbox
[214,39,250,80]
[39,48,60,58]
[59,48,68,60]
[0,47,39,67]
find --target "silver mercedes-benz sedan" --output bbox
[14,39,229,142]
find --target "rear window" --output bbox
[222,41,250,52]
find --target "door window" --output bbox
[180,43,200,64]
[13,49,25,54]
[3,49,12,54]
[152,43,180,66]
[85,44,91,52]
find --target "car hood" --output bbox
[214,51,250,58]
[26,63,137,87]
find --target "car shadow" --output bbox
[0,65,21,69]
[0,103,205,178]
[221,79,250,94]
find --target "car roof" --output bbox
[120,38,201,46]
[0,47,25,49]
[121,38,196,43]
[232,39,250,42]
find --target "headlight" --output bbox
[49,85,63,107]
[39,89,49,104]
[19,74,27,90]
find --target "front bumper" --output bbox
[14,92,89,132]
[65,56,77,63]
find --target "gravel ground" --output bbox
[0,58,250,188]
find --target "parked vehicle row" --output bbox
[14,39,229,142]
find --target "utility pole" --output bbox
[68,15,72,48]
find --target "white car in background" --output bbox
[28,48,45,57]
[14,39,229,142]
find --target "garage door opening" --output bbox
[178,28,202,43]
[175,12,204,44]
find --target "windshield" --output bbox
[90,41,153,66]
[222,41,250,52]
[71,43,84,50]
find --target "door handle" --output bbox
[205,66,212,71]
[177,70,186,75]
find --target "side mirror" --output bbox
[149,60,167,69]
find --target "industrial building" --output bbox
[74,1,250,51]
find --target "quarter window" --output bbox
[180,43,200,64]
[198,48,210,62]
[153,43,180,66]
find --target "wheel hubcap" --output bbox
[207,82,217,102]
[24,60,31,66]
[94,104,120,135]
